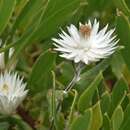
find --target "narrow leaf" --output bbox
[116,12,130,70]
[78,72,103,112]
[102,113,111,130]
[110,78,128,116]
[119,104,130,130]
[100,91,111,114]
[0,0,16,34]
[112,105,124,130]
[89,102,103,130]
[28,50,56,93]
[70,109,92,130]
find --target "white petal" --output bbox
[0,72,28,115]
[53,19,118,64]
[91,19,99,36]
[67,24,80,43]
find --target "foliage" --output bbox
[0,0,130,130]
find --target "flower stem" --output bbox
[50,62,84,130]
[64,62,83,92]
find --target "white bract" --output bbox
[0,40,14,69]
[0,72,28,115]
[52,19,118,64]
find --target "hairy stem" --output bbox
[64,62,83,92]
[50,62,84,130]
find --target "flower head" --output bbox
[52,19,119,64]
[0,72,28,115]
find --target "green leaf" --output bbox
[28,50,56,93]
[58,62,74,87]
[80,59,110,80]
[9,117,31,130]
[0,116,31,130]
[113,0,130,17]
[32,0,80,41]
[13,0,45,32]
[102,113,111,130]
[112,105,124,130]
[0,0,16,34]
[7,2,46,68]
[70,109,92,130]
[0,122,9,130]
[8,0,80,67]
[15,0,28,17]
[111,52,126,79]
[78,72,103,112]
[89,101,103,130]
[110,78,128,116]
[116,12,130,70]
[77,58,110,90]
[55,113,65,130]
[127,93,130,101]
[119,104,130,130]
[51,71,56,122]
[100,91,111,114]
[68,89,78,125]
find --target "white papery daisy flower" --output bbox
[0,72,28,115]
[0,40,14,70]
[52,19,119,64]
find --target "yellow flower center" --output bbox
[1,84,9,94]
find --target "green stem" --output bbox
[50,62,84,130]
[64,62,83,92]
[67,89,78,126]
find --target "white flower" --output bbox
[52,19,119,64]
[0,40,14,70]
[0,71,28,115]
